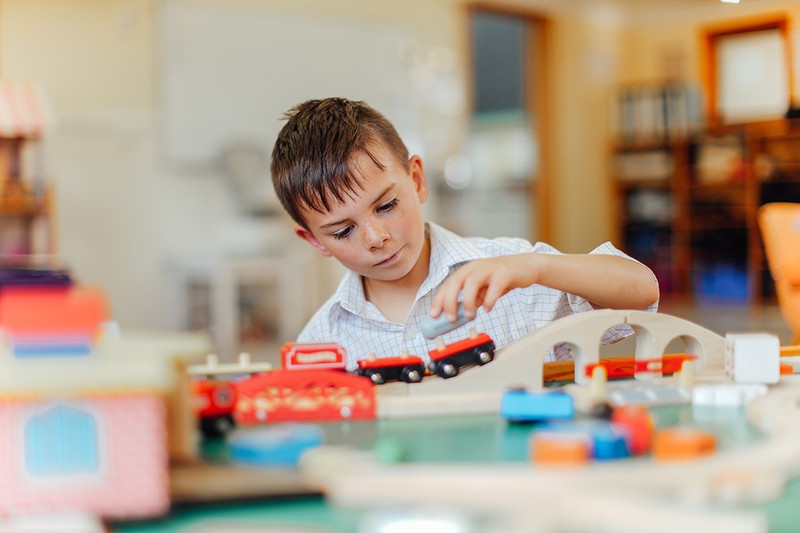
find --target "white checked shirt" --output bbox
[297,223,659,370]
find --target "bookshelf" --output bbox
[0,138,54,257]
[612,83,800,305]
[0,82,55,258]
[611,81,700,300]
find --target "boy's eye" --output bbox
[378,198,398,212]
[333,226,353,240]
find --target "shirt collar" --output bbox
[332,268,368,318]
[419,222,487,296]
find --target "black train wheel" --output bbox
[435,359,459,379]
[475,345,495,365]
[401,365,424,383]
[200,414,235,439]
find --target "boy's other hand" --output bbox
[430,254,541,322]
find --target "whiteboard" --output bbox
[159,1,412,165]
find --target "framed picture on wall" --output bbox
[704,17,793,125]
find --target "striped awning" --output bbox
[0,80,54,138]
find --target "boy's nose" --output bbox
[362,222,389,249]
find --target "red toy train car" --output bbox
[354,352,426,384]
[428,331,496,378]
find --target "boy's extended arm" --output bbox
[430,252,660,322]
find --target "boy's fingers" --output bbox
[445,284,466,321]
[482,282,505,314]
[475,287,488,311]
[460,281,482,319]
[433,282,456,321]
[444,297,460,322]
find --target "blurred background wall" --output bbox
[1,0,798,355]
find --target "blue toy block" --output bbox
[591,423,630,461]
[228,424,324,467]
[500,389,575,423]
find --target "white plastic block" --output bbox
[608,383,691,406]
[692,383,768,407]
[724,333,780,384]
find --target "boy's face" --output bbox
[294,145,429,284]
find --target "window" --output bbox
[471,12,526,115]
[25,404,100,477]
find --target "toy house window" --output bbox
[705,18,793,125]
[25,404,100,477]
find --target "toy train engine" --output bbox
[428,330,496,379]
[355,352,426,384]
[193,378,237,438]
[188,352,274,438]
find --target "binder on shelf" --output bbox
[614,81,704,145]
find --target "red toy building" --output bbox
[281,342,347,371]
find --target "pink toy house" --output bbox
[0,285,210,520]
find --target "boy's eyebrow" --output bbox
[319,184,396,229]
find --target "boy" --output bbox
[271,98,659,369]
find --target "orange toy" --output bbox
[611,405,654,455]
[0,286,108,337]
[530,432,591,465]
[652,427,716,461]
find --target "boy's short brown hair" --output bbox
[270,98,410,227]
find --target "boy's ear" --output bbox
[294,224,333,257]
[409,155,428,203]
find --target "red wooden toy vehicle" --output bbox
[354,352,426,384]
[235,368,376,424]
[428,330,495,379]
[281,342,348,371]
[584,353,697,379]
[193,378,237,437]
[189,352,273,438]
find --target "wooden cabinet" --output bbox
[612,142,686,297]
[0,81,55,258]
[613,118,800,305]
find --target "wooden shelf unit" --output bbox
[0,137,54,257]
[612,118,800,305]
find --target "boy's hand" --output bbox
[430,254,542,323]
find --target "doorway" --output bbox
[437,6,549,242]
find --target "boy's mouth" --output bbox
[375,248,401,267]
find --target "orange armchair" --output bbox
[758,202,800,344]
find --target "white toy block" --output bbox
[724,333,780,384]
[692,383,768,407]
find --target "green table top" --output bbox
[114,404,796,532]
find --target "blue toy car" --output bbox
[500,389,575,423]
